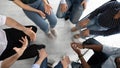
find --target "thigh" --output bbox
[23,10,48,29]
[46,11,57,25]
[18,44,45,60]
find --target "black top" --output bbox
[10,0,37,4]
[87,1,120,36]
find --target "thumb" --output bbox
[29,27,32,30]
[13,47,19,52]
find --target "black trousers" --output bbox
[0,26,45,60]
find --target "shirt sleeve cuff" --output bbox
[0,15,7,26]
[60,0,66,4]
[32,64,40,68]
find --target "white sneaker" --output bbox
[51,29,57,37]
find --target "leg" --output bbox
[69,3,84,24]
[0,44,45,60]
[19,44,45,60]
[56,0,72,18]
[23,10,49,34]
[46,11,57,29]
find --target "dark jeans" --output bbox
[83,38,108,68]
[0,26,45,60]
[34,57,63,68]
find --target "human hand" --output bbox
[71,42,82,55]
[61,56,70,68]
[24,27,36,41]
[81,0,87,10]
[60,3,68,12]
[81,29,90,37]
[38,49,48,60]
[13,36,28,56]
[71,42,83,49]
[44,3,52,15]
[37,10,46,18]
[78,18,90,28]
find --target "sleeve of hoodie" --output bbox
[90,26,120,36]
[88,1,117,20]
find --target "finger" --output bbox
[13,47,19,52]
[29,27,32,30]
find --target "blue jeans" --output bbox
[86,17,108,31]
[23,0,57,33]
[56,0,84,24]
[76,15,109,38]
[36,58,63,68]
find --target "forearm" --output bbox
[83,44,103,52]
[1,54,20,68]
[5,17,27,33]
[78,54,90,68]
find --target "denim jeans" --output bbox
[23,0,57,33]
[35,58,63,68]
[54,61,63,68]
[76,16,109,38]
[56,0,84,24]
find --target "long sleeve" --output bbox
[88,1,115,20]
[90,26,120,36]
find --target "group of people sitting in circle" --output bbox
[0,0,120,68]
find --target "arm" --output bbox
[1,36,28,68]
[88,1,115,20]
[71,42,90,68]
[32,49,48,68]
[89,26,120,36]
[12,0,45,18]
[5,17,36,41]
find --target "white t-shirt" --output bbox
[0,15,7,56]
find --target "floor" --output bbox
[1,0,120,68]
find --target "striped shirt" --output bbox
[88,1,120,36]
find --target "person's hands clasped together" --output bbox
[60,3,68,13]
[44,3,52,15]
